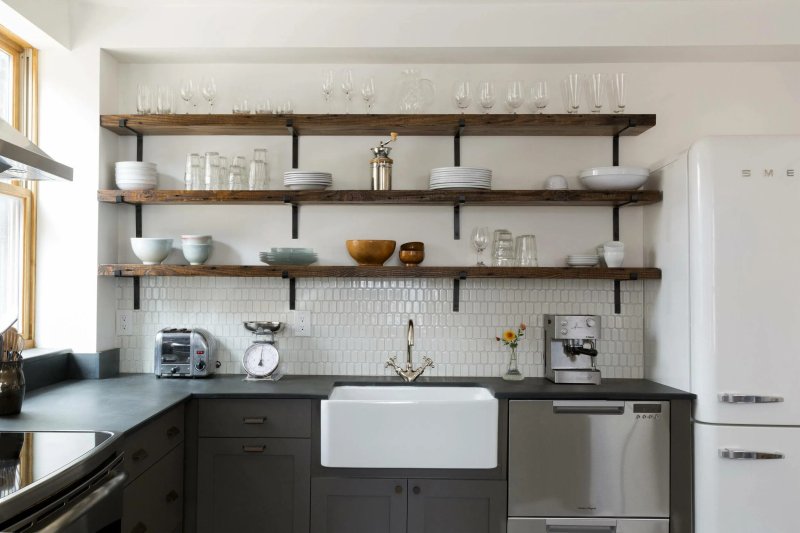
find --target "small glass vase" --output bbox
[503,347,524,381]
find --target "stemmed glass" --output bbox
[341,69,354,114]
[361,77,376,113]
[322,70,334,113]
[608,72,626,113]
[201,77,217,114]
[136,84,152,114]
[453,81,472,112]
[479,81,495,114]
[471,227,489,266]
[506,81,524,114]
[528,80,549,113]
[179,79,196,114]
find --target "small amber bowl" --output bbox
[399,242,425,267]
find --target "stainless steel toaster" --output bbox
[155,328,216,378]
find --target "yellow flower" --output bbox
[502,330,517,342]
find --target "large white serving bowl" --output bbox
[321,385,498,469]
[579,166,649,190]
[182,243,211,265]
[130,238,173,264]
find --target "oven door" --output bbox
[508,517,669,533]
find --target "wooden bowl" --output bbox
[399,242,425,266]
[346,240,397,266]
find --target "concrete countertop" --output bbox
[0,374,693,434]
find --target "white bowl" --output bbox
[181,235,212,245]
[116,161,156,168]
[116,181,156,191]
[182,243,211,265]
[131,238,172,264]
[579,166,649,190]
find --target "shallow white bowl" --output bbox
[579,166,649,190]
[181,235,212,245]
[131,238,172,264]
[182,243,211,265]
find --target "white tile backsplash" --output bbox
[116,277,643,378]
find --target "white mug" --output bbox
[603,241,624,267]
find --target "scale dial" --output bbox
[242,342,280,378]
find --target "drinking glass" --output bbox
[361,77,376,114]
[479,81,495,113]
[492,229,515,266]
[506,81,524,114]
[562,73,582,114]
[253,148,268,162]
[527,80,549,113]
[609,72,626,113]
[341,69,354,114]
[588,73,605,113]
[136,84,152,114]
[156,85,173,114]
[322,70,335,113]
[179,79,196,113]
[232,99,250,115]
[515,235,538,267]
[248,160,269,190]
[201,77,217,113]
[453,81,472,112]
[471,226,489,266]
[255,99,271,114]
[204,152,219,191]
[184,153,199,190]
[227,165,245,190]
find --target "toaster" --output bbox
[155,328,216,378]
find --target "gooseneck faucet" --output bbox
[386,319,434,382]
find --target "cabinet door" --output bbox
[197,438,310,533]
[407,479,507,533]
[311,478,407,533]
[122,444,184,533]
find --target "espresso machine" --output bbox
[544,314,602,384]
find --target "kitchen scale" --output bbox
[242,321,284,381]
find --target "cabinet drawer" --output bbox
[123,404,184,484]
[199,399,311,438]
[122,444,184,533]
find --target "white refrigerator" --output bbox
[644,136,800,533]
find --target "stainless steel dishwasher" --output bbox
[508,400,670,533]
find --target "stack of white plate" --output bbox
[259,248,318,266]
[579,166,649,190]
[115,161,157,190]
[566,254,600,267]
[429,167,492,190]
[283,171,332,190]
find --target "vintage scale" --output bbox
[242,321,284,381]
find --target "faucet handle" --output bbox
[421,356,434,368]
[386,356,399,369]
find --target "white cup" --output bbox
[603,241,624,267]
[544,175,568,190]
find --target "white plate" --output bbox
[287,184,330,190]
[431,167,491,173]
[116,182,156,191]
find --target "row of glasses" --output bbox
[562,72,626,114]
[471,227,538,266]
[322,69,376,114]
[184,148,270,190]
[137,85,177,114]
[232,98,294,115]
[453,81,549,114]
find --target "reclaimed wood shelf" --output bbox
[97,189,662,207]
[100,113,656,137]
[99,264,661,280]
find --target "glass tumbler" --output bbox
[184,153,199,190]
[515,235,538,267]
[204,152,219,191]
[492,229,515,266]
[228,165,245,190]
[249,160,268,190]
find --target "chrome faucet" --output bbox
[386,319,434,382]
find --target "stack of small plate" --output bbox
[429,167,492,190]
[566,254,600,267]
[259,248,318,266]
[283,171,332,190]
[115,161,157,190]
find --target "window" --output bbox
[0,26,37,347]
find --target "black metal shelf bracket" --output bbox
[611,118,637,166]
[454,119,465,167]
[453,196,466,240]
[282,271,296,310]
[119,119,143,162]
[453,271,468,312]
[286,120,298,169]
[119,119,144,310]
[611,193,642,314]
[283,195,299,239]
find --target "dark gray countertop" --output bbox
[0,374,693,434]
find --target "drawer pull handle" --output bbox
[243,417,266,424]
[131,522,147,533]
[718,393,784,404]
[242,445,266,453]
[165,490,179,503]
[394,485,403,494]
[131,449,148,462]
[166,426,181,438]
[719,448,785,460]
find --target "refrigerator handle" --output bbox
[718,448,785,460]
[718,393,784,404]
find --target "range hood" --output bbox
[0,117,72,181]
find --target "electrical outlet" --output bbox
[117,310,133,336]
[294,310,311,337]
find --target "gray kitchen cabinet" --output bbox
[310,478,407,533]
[196,437,310,533]
[407,479,507,533]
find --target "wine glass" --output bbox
[179,79,196,114]
[322,70,334,113]
[479,81,495,114]
[341,69,354,114]
[136,84,152,114]
[361,77,376,114]
[453,81,472,112]
[200,76,217,114]
[471,226,489,266]
[506,81,524,114]
[528,80,549,113]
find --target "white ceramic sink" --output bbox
[320,385,498,469]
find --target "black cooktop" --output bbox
[0,431,113,500]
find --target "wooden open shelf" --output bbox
[99,264,661,280]
[98,189,662,207]
[100,113,656,137]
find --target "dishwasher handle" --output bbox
[36,470,127,533]
[552,400,625,415]
[546,518,617,532]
